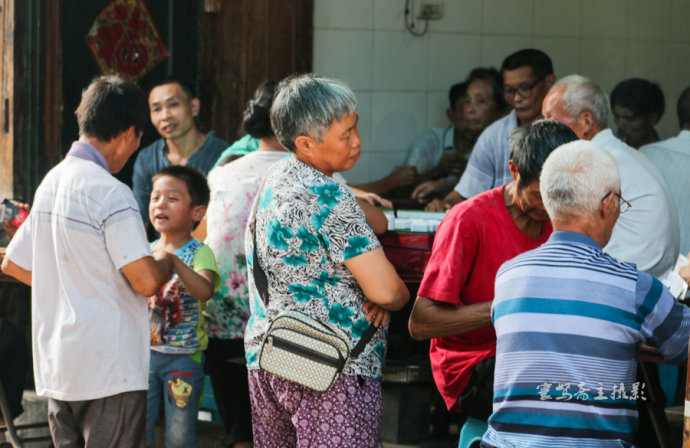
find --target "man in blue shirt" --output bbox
[482,140,690,448]
[433,49,555,210]
[132,77,228,226]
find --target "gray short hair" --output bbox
[270,74,357,152]
[540,140,620,221]
[552,75,610,128]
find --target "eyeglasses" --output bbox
[504,78,543,99]
[601,191,631,214]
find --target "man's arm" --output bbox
[351,165,417,196]
[121,254,174,297]
[1,256,32,286]
[131,151,153,226]
[408,295,492,340]
[425,190,466,212]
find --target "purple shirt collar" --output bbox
[66,141,110,172]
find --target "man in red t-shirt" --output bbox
[408,119,578,419]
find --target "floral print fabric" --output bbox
[244,156,386,379]
[205,151,289,340]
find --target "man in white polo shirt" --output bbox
[2,75,174,447]
[542,74,679,278]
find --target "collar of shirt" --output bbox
[66,141,110,172]
[548,230,600,249]
[591,128,616,146]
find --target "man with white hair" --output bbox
[482,140,690,448]
[542,75,679,278]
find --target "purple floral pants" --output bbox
[248,369,382,448]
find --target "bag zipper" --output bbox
[267,335,345,370]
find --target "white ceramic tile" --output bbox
[581,0,627,39]
[533,37,581,78]
[480,35,533,68]
[428,34,481,91]
[372,31,429,91]
[434,0,483,33]
[373,0,407,31]
[427,92,450,129]
[580,39,627,96]
[483,0,534,36]
[625,42,671,91]
[669,44,690,95]
[340,152,372,184]
[313,29,374,91]
[371,92,427,152]
[314,0,375,30]
[369,152,411,182]
[627,0,671,41]
[353,91,373,151]
[671,0,690,43]
[533,0,582,37]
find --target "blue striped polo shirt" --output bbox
[482,231,690,448]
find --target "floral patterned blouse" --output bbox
[205,151,290,340]
[244,156,387,379]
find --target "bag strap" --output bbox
[351,321,377,358]
[251,180,378,357]
[251,179,271,305]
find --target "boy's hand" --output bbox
[152,249,175,277]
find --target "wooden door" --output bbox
[0,0,14,198]
[198,0,314,143]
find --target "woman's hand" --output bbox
[362,300,391,327]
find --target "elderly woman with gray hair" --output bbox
[243,74,409,447]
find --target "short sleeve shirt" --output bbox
[205,150,289,340]
[455,111,517,198]
[149,239,220,354]
[244,156,386,379]
[6,142,153,400]
[406,126,455,174]
[418,186,552,410]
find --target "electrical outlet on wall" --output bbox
[416,0,444,20]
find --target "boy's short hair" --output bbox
[75,75,148,142]
[152,166,210,209]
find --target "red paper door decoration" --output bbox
[86,0,169,81]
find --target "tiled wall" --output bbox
[313,0,690,184]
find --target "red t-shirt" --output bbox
[418,185,552,410]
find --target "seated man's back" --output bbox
[483,140,690,448]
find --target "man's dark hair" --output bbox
[448,81,468,110]
[501,49,554,80]
[152,165,210,209]
[677,87,690,128]
[74,75,148,142]
[150,76,197,101]
[509,119,578,190]
[466,67,508,111]
[243,80,278,139]
[610,78,665,122]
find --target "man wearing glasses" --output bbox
[436,48,555,209]
[482,140,690,448]
[542,74,679,279]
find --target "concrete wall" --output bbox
[313,0,690,183]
